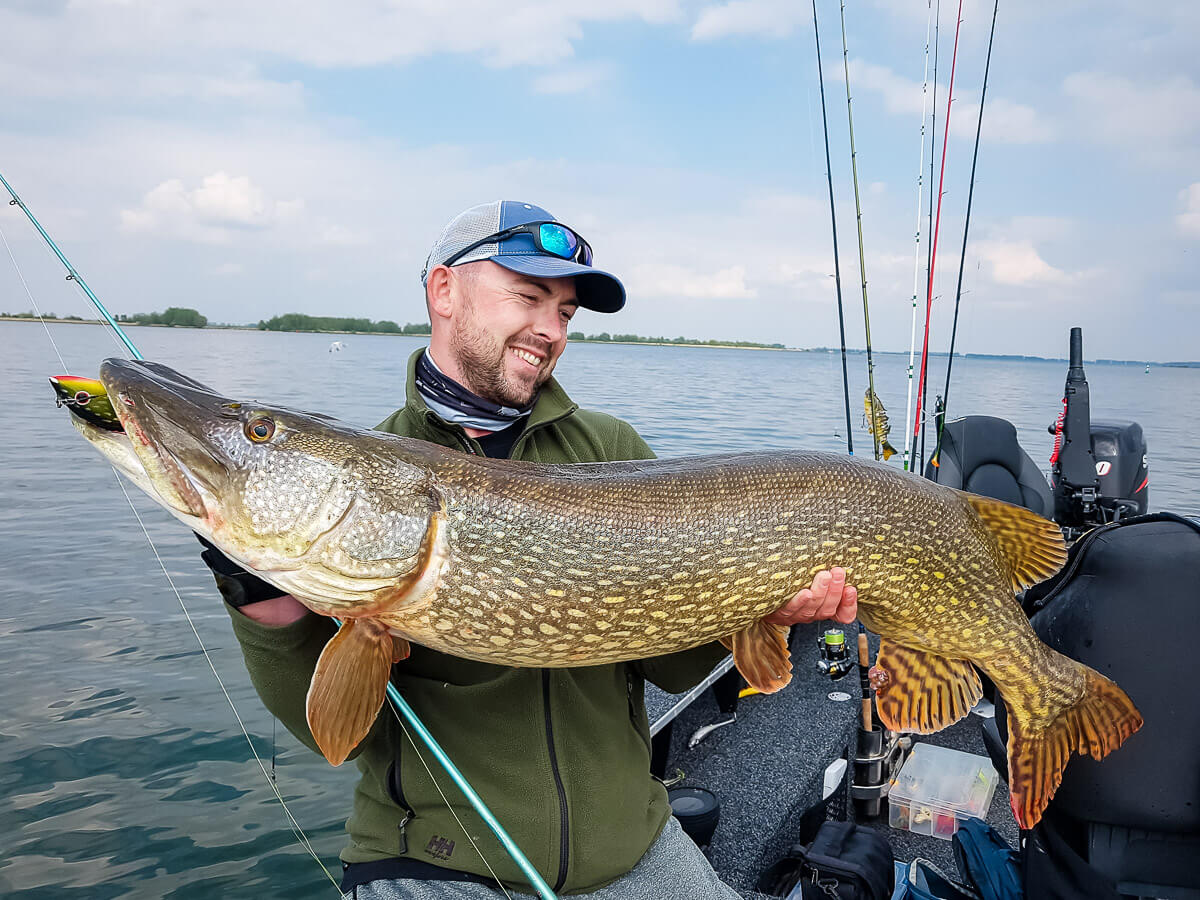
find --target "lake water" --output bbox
[1,321,1196,898]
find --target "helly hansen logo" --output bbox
[424,835,455,860]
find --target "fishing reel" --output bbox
[816,628,856,681]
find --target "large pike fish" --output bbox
[66,359,1141,828]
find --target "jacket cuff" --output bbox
[225,601,332,652]
[634,641,731,694]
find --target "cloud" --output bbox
[691,0,806,40]
[531,62,616,95]
[1178,183,1200,238]
[1063,71,1200,161]
[0,2,684,77]
[840,60,1056,144]
[627,263,758,299]
[120,173,304,243]
[974,239,1071,286]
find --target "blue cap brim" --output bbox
[491,255,626,313]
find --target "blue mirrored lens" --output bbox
[539,224,577,259]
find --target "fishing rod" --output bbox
[811,0,854,456]
[913,0,962,475]
[934,0,1000,465]
[838,0,881,461]
[902,0,935,472]
[0,171,557,900]
[0,172,141,360]
[916,0,942,476]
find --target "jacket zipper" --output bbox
[441,413,571,885]
[542,669,570,891]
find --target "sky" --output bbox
[0,0,1197,361]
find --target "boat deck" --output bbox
[645,622,1018,897]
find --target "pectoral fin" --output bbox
[307,617,394,766]
[870,640,982,734]
[726,619,792,693]
[392,634,411,663]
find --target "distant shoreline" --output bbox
[2,317,1196,366]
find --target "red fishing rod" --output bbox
[912,0,963,475]
[936,0,1000,461]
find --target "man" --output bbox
[202,201,857,899]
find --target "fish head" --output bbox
[93,359,444,613]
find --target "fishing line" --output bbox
[0,219,68,372]
[914,0,962,475]
[917,0,942,476]
[2,170,555,899]
[811,0,855,456]
[111,474,342,891]
[0,220,342,893]
[837,0,882,460]
[2,178,345,895]
[902,0,935,472]
[385,707,515,900]
[0,172,139,359]
[935,0,1000,465]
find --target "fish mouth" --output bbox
[97,359,237,521]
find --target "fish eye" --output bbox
[246,417,275,442]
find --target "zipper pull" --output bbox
[397,810,413,855]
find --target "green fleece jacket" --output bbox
[226,348,729,894]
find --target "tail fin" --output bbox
[882,440,898,461]
[1005,657,1142,829]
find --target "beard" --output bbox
[449,311,554,409]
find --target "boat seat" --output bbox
[924,415,1053,517]
[982,515,1200,898]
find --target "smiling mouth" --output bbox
[510,347,543,368]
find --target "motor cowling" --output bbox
[1091,419,1148,518]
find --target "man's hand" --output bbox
[764,567,857,626]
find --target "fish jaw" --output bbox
[99,361,224,520]
[90,358,451,620]
[71,417,162,502]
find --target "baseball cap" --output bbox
[420,201,626,313]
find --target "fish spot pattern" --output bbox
[362,451,1044,673]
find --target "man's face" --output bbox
[444,262,578,408]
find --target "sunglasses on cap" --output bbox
[441,221,594,269]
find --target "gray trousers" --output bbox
[344,816,742,899]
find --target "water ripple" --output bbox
[2,323,1195,897]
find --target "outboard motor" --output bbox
[1090,420,1149,519]
[1049,328,1149,538]
[1050,327,1101,532]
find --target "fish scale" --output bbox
[368,453,988,668]
[70,358,1144,829]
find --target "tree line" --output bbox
[257,314,431,334]
[568,331,785,350]
[3,307,208,327]
[2,311,87,321]
[116,307,208,327]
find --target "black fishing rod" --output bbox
[935,0,1000,465]
[838,0,882,461]
[811,0,855,456]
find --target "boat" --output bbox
[645,328,1197,899]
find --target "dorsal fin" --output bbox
[958,491,1068,591]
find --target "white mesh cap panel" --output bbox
[420,201,504,283]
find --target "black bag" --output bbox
[759,820,894,899]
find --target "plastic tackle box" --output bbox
[887,743,999,840]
